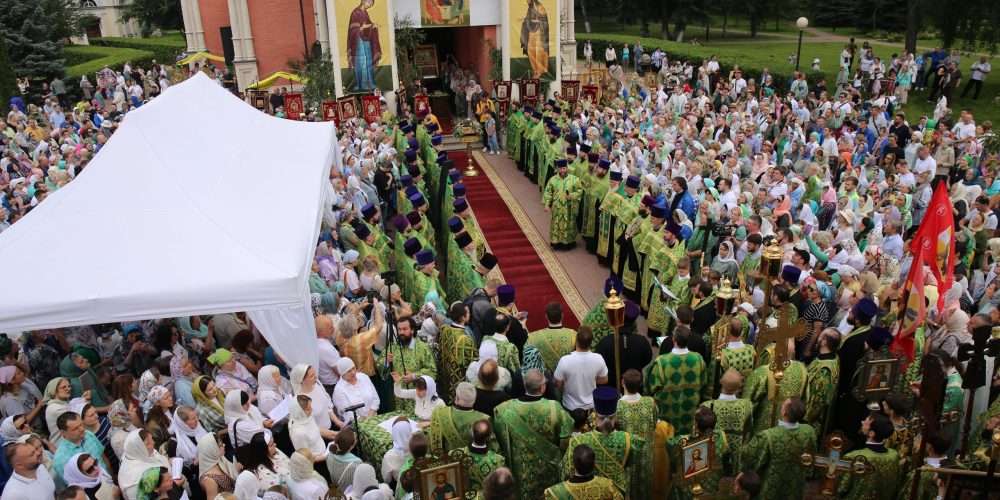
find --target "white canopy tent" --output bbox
[0,73,337,367]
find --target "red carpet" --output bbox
[452,151,581,331]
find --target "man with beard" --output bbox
[378,316,437,414]
[543,158,584,250]
[2,442,55,499]
[582,156,609,253]
[359,202,391,272]
[613,175,644,296]
[832,299,881,445]
[409,248,446,311]
[636,203,667,311]
[597,169,624,265]
[646,221,688,339]
[538,124,562,186]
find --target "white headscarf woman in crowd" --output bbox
[286,449,329,500]
[257,365,291,416]
[331,358,379,425]
[63,452,116,500]
[119,429,171,500]
[345,463,393,500]
[197,432,238,499]
[290,364,337,430]
[380,417,413,487]
[169,406,208,465]
[224,389,270,449]
[289,394,334,462]
[391,374,445,423]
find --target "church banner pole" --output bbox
[605,288,626,390]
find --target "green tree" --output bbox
[289,53,337,108]
[0,35,16,114]
[813,0,855,28]
[0,1,67,78]
[119,0,183,36]
[932,0,998,55]
[394,14,426,89]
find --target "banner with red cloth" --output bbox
[581,85,599,104]
[493,81,512,102]
[321,101,338,123]
[361,95,381,124]
[561,80,580,104]
[249,90,268,112]
[413,95,431,117]
[284,93,304,119]
[338,96,358,122]
[892,182,955,363]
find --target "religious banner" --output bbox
[519,78,540,107]
[561,80,580,104]
[338,96,358,122]
[493,81,512,102]
[322,101,339,123]
[581,84,599,104]
[509,0,557,81]
[336,0,392,92]
[414,95,431,117]
[420,0,470,26]
[284,93,304,120]
[249,90,268,112]
[361,94,381,124]
[497,100,510,122]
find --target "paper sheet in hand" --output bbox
[378,416,420,434]
[171,457,183,479]
[267,396,292,422]
[652,275,677,299]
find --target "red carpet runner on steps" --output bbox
[450,151,581,331]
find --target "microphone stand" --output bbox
[347,405,366,460]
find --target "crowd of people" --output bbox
[0,35,998,500]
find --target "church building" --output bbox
[178,0,578,105]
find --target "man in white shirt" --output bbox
[951,110,977,152]
[881,221,905,261]
[962,56,991,100]
[2,443,55,500]
[912,146,937,178]
[963,196,999,231]
[315,315,341,392]
[553,327,609,411]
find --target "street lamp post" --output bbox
[795,17,809,72]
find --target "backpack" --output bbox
[464,288,492,339]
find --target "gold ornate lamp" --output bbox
[759,239,784,318]
[460,120,480,177]
[605,287,626,390]
[715,278,736,316]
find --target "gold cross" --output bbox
[800,432,871,497]
[754,305,808,379]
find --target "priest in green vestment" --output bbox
[358,203,392,273]
[527,117,548,182]
[618,369,674,498]
[742,396,817,500]
[666,406,729,499]
[900,430,957,500]
[597,170,624,264]
[444,227,480,303]
[453,197,485,260]
[544,444,623,500]
[437,303,478,405]
[525,302,577,375]
[464,419,507,492]
[719,317,757,383]
[744,339,807,435]
[410,248,446,312]
[581,276,623,347]
[835,413,900,499]
[376,316,437,414]
[636,203,667,311]
[701,369,753,476]
[428,382,491,453]
[647,224,688,337]
[803,330,840,437]
[543,158,584,249]
[493,369,573,500]
[612,175,644,294]
[507,104,522,159]
[582,156,609,253]
[560,387,645,499]
[644,327,707,432]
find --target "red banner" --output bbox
[321,101,338,123]
[361,95,381,124]
[284,93,304,120]
[338,96,358,122]
[249,90,268,112]
[413,95,431,117]
[497,100,510,122]
[493,81,512,102]
[561,80,581,104]
[519,79,540,108]
[892,182,955,363]
[581,85,599,104]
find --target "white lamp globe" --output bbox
[796,17,809,29]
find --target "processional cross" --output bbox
[906,352,949,500]
[800,432,871,497]
[957,323,1000,456]
[754,304,808,426]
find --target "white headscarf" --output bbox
[169,407,208,462]
[479,342,499,363]
[119,429,169,498]
[289,364,310,395]
[197,432,237,480]
[390,418,413,454]
[348,463,382,500]
[234,470,261,500]
[224,390,266,448]
[416,375,437,405]
[258,365,289,399]
[62,452,112,489]
[290,450,325,483]
[716,241,738,265]
[288,397,321,444]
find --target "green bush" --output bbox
[577,34,825,95]
[64,46,154,100]
[90,35,186,65]
[64,45,117,67]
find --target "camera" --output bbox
[708,220,734,237]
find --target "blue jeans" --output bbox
[488,133,499,152]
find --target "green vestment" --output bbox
[493,398,573,500]
[464,447,506,492]
[700,398,753,475]
[543,477,622,500]
[835,446,899,500]
[582,173,610,240]
[428,405,491,453]
[377,338,437,414]
[581,299,614,347]
[437,324,478,405]
[803,356,839,437]
[644,351,707,432]
[612,193,643,291]
[743,423,818,500]
[481,335,521,375]
[617,396,660,500]
[597,191,624,260]
[542,173,584,244]
[526,327,576,375]
[667,430,729,499]
[744,361,807,435]
[560,430,644,499]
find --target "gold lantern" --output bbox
[761,240,783,280]
[715,278,736,316]
[605,287,626,389]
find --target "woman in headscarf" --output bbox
[209,348,257,395]
[465,342,512,392]
[0,414,29,447]
[44,376,71,443]
[135,466,176,500]
[178,316,209,344]
[119,429,172,500]
[331,358,379,425]
[170,355,198,409]
[191,376,226,433]
[928,309,972,359]
[223,390,271,450]
[235,431,290,497]
[286,449,329,500]
[107,374,142,458]
[380,417,413,487]
[710,240,740,283]
[345,463,393,500]
[288,395,336,469]
[60,351,110,410]
[63,452,117,500]
[391,373,444,424]
[326,429,362,493]
[197,432,237,499]
[256,365,291,417]
[0,365,44,424]
[290,364,338,430]
[673,208,694,241]
[165,406,208,480]
[315,241,340,287]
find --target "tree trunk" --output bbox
[661,2,672,40]
[675,21,687,42]
[723,11,729,38]
[904,0,919,54]
[580,0,591,33]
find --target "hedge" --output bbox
[90,35,186,65]
[577,33,825,96]
[64,45,121,68]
